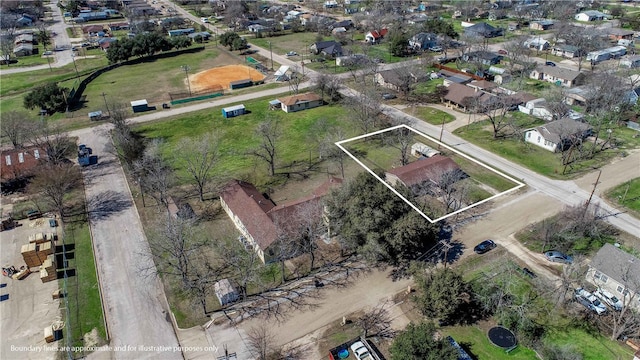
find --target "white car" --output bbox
[350,341,372,360]
[594,288,623,311]
[575,288,607,315]
[201,17,209,23]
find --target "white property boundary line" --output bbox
[335,124,526,223]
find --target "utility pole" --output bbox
[583,169,602,218]
[181,65,192,96]
[438,115,446,148]
[268,40,273,70]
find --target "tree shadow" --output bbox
[87,190,132,220]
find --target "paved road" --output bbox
[73,125,181,360]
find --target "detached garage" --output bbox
[221,104,246,118]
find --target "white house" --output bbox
[575,10,608,22]
[524,118,592,152]
[524,38,549,51]
[621,55,640,68]
[518,98,553,121]
[586,244,640,311]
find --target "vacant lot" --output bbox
[605,178,640,218]
[249,32,326,56]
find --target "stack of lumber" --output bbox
[37,241,53,263]
[52,289,63,299]
[39,258,57,283]
[12,267,30,280]
[28,232,47,244]
[42,255,56,273]
[21,243,41,267]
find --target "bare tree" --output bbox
[213,236,262,301]
[357,302,393,338]
[175,133,220,201]
[347,89,383,134]
[313,73,342,103]
[319,129,348,178]
[250,117,281,177]
[29,163,81,219]
[29,123,76,165]
[108,102,145,170]
[246,323,276,360]
[290,199,325,271]
[134,140,174,208]
[0,26,16,65]
[287,65,304,94]
[384,121,415,166]
[591,264,640,340]
[1,110,37,148]
[147,215,207,288]
[477,96,516,139]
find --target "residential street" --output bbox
[73,125,181,360]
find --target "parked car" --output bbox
[286,51,298,56]
[429,46,443,52]
[575,288,607,315]
[498,49,508,55]
[350,341,372,360]
[594,288,623,311]
[544,250,572,264]
[545,61,556,67]
[381,93,396,100]
[49,219,57,228]
[473,239,497,254]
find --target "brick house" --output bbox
[1,146,46,181]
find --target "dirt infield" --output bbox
[190,65,266,92]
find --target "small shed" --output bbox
[229,79,253,90]
[268,99,281,110]
[214,279,238,306]
[222,104,246,118]
[88,110,103,121]
[131,99,148,113]
[411,142,440,158]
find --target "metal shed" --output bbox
[130,99,148,113]
[222,104,246,118]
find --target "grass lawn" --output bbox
[59,193,107,355]
[605,178,640,218]
[1,56,107,97]
[412,78,444,97]
[444,325,538,359]
[544,328,634,360]
[136,96,358,185]
[249,32,326,55]
[453,118,625,179]
[405,105,454,125]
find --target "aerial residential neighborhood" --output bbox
[2,0,640,360]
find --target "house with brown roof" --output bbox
[529,65,585,88]
[606,28,635,41]
[219,177,342,263]
[1,146,46,181]
[277,92,323,113]
[375,69,427,92]
[385,155,466,190]
[443,83,494,112]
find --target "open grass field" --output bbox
[135,95,359,186]
[191,64,265,92]
[405,105,454,125]
[249,32,327,55]
[605,178,640,218]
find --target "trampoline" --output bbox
[488,326,517,349]
[337,348,349,359]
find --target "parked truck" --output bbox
[78,144,97,166]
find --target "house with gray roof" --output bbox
[575,10,608,22]
[524,118,592,152]
[409,32,438,51]
[529,65,585,88]
[464,22,502,38]
[586,243,640,311]
[551,44,583,58]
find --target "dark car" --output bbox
[521,267,536,278]
[381,93,396,100]
[544,250,573,264]
[545,61,556,67]
[474,239,497,254]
